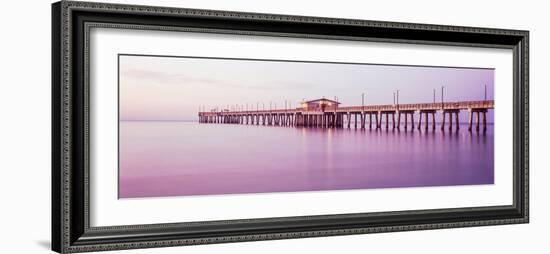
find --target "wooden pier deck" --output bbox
[198,100,494,132]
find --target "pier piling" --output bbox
[198,100,493,133]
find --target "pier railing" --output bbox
[199,100,494,116]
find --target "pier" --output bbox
[198,98,494,132]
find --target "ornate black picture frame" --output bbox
[52,1,529,253]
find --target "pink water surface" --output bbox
[119,121,494,198]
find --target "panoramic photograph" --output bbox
[118,54,495,199]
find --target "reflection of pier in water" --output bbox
[198,98,493,132]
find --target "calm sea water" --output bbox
[119,121,494,198]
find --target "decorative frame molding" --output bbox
[52,1,529,253]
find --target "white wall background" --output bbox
[0,0,546,253]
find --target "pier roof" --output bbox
[303,98,341,104]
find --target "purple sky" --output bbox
[119,55,494,121]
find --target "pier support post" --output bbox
[468,110,473,131]
[313,115,319,127]
[283,113,288,126]
[455,112,459,131]
[397,112,401,130]
[424,113,428,131]
[410,113,415,130]
[476,112,480,132]
[441,112,446,131]
[392,113,396,129]
[476,111,480,132]
[404,113,408,130]
[287,114,290,126]
[316,115,319,127]
[483,112,487,132]
[448,112,453,131]
[418,112,422,130]
[431,112,436,131]
[369,114,373,129]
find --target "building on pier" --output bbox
[300,98,340,111]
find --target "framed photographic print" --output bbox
[52,1,529,253]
